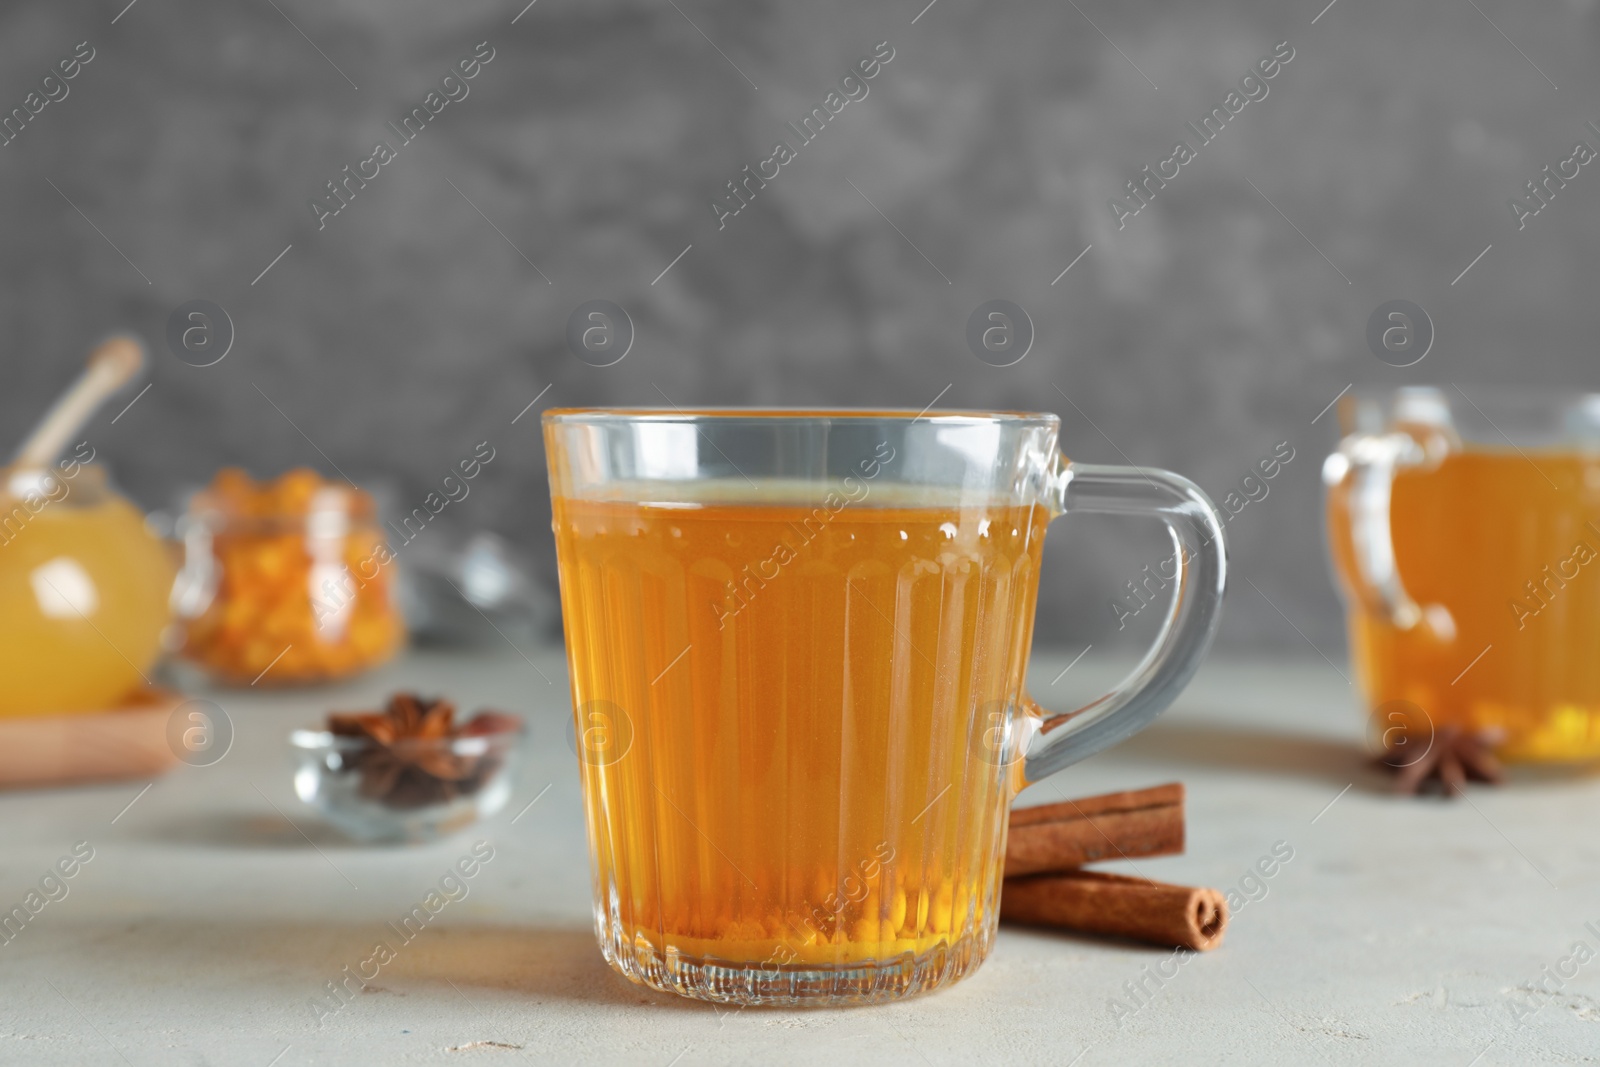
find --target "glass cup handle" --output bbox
[1321,432,1450,637]
[1021,459,1229,784]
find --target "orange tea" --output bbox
[546,408,1227,1004]
[553,490,1047,981]
[1330,448,1600,760]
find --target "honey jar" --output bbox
[0,460,174,716]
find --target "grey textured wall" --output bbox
[4,0,1599,655]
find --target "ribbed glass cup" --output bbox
[1325,387,1600,761]
[545,409,1225,1005]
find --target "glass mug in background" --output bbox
[544,409,1226,1005]
[1325,387,1600,762]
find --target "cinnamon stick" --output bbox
[1005,782,1184,876]
[1000,870,1227,951]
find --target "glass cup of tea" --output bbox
[544,408,1227,1005]
[1324,386,1600,763]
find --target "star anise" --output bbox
[1377,725,1505,797]
[328,693,517,810]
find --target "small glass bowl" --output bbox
[290,720,524,844]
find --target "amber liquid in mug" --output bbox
[553,486,1047,972]
[1332,449,1600,760]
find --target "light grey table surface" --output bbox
[0,647,1593,1067]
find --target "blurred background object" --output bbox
[173,468,404,685]
[4,0,1599,657]
[293,692,525,843]
[0,335,172,716]
[398,531,552,650]
[0,462,173,714]
[1327,387,1600,764]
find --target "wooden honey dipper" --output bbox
[10,334,146,471]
